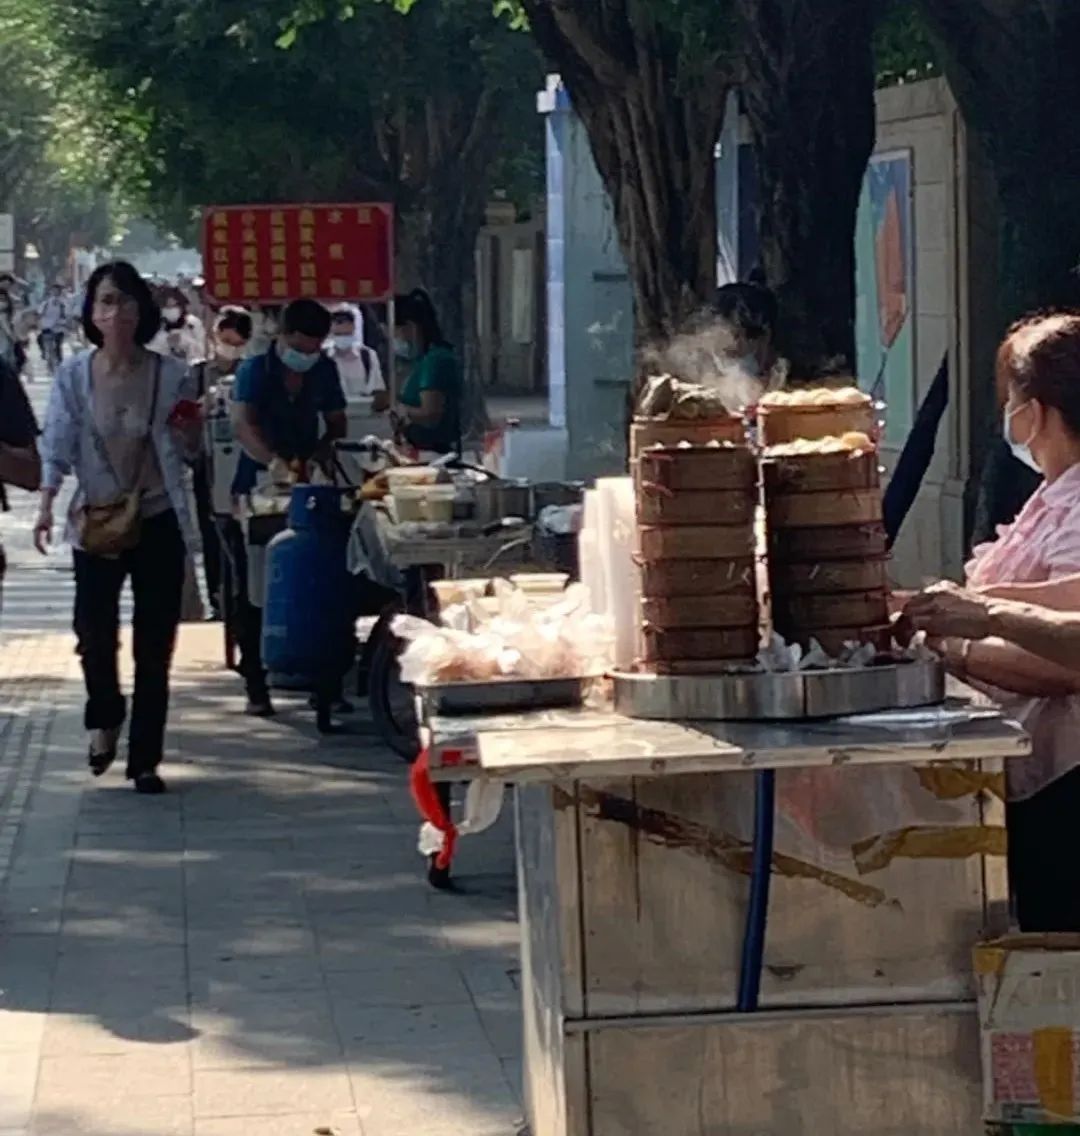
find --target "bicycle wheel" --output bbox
[367,617,420,761]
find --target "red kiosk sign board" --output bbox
[202,202,393,305]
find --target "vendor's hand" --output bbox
[33,508,53,554]
[268,456,292,484]
[902,581,993,641]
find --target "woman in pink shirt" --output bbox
[929,313,1080,931]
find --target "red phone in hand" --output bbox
[168,399,202,426]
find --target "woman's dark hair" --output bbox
[216,306,252,341]
[712,281,778,342]
[394,288,448,351]
[997,312,1080,435]
[81,260,161,347]
[282,298,331,340]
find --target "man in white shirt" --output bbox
[327,305,387,406]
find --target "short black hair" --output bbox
[82,260,160,347]
[712,281,778,341]
[282,298,331,340]
[216,306,253,340]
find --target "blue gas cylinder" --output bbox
[261,485,354,680]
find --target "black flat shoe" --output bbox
[88,747,116,777]
[245,698,276,717]
[133,773,166,795]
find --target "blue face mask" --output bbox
[393,336,415,362]
[280,344,319,373]
[1004,402,1041,473]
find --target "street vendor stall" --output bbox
[421,689,1026,1136]
[397,374,1043,1133]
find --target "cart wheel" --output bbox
[427,854,452,890]
[368,622,420,761]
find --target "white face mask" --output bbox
[216,343,245,362]
[332,335,355,352]
[1004,401,1041,472]
[162,306,182,323]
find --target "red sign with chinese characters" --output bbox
[202,202,393,305]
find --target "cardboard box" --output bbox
[976,935,1080,1126]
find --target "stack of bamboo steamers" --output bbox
[631,381,886,673]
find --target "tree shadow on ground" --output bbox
[2,661,525,1136]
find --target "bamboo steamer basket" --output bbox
[637,446,757,492]
[641,593,758,630]
[630,416,745,460]
[769,523,888,562]
[782,624,893,656]
[758,401,876,445]
[767,488,883,529]
[772,589,890,630]
[763,450,879,496]
[637,488,755,527]
[769,558,888,596]
[638,524,755,562]
[641,625,760,663]
[640,557,756,598]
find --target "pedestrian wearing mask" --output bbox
[327,305,388,407]
[190,307,253,618]
[151,286,206,364]
[391,288,463,457]
[229,298,347,714]
[34,261,202,794]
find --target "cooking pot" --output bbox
[473,478,533,524]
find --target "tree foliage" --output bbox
[0,0,129,276]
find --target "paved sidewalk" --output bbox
[0,379,524,1136]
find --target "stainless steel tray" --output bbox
[613,660,944,721]
[417,677,590,716]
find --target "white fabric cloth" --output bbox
[334,348,385,399]
[417,777,506,856]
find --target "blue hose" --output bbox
[737,768,776,1012]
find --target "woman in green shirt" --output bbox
[392,289,462,456]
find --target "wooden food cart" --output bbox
[425,694,1028,1136]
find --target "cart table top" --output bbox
[424,685,1029,783]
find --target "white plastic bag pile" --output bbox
[393,580,614,686]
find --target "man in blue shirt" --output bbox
[228,298,347,715]
[232,298,347,492]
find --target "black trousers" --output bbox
[73,510,185,777]
[220,519,269,702]
[1006,766,1080,932]
[191,459,221,612]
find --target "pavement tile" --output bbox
[194,1116,362,1136]
[0,1052,38,1129]
[323,962,472,1009]
[34,1051,193,1108]
[29,1094,193,1136]
[40,1005,194,1056]
[192,1066,354,1119]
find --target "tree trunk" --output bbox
[520,0,732,347]
[736,0,877,380]
[919,0,1080,537]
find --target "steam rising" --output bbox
[639,308,789,416]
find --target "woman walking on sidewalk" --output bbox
[33,261,201,794]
